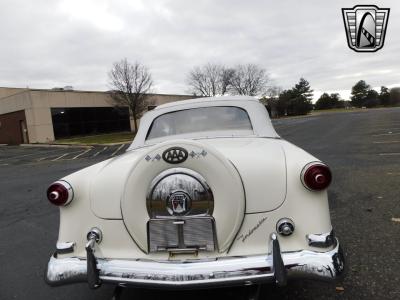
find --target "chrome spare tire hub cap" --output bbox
[147,168,214,218]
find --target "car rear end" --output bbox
[45,137,344,289]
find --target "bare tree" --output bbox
[220,67,235,95]
[260,86,282,105]
[230,64,269,96]
[187,63,234,96]
[108,58,153,132]
[266,86,282,99]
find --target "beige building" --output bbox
[0,87,193,145]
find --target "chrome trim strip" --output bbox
[46,238,344,288]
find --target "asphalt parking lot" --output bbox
[0,107,399,299]
[0,143,130,166]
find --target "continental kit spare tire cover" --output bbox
[121,139,245,253]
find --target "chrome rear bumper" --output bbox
[45,238,345,289]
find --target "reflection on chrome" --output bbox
[56,241,75,254]
[147,168,214,218]
[46,238,344,288]
[307,230,335,248]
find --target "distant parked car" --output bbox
[45,96,344,293]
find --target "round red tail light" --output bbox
[301,163,332,191]
[47,181,73,206]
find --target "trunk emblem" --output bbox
[167,191,191,215]
[162,147,188,164]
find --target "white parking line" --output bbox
[380,127,400,131]
[52,153,69,161]
[370,128,400,134]
[379,153,400,156]
[71,149,91,160]
[387,172,400,175]
[373,140,400,144]
[111,144,125,157]
[0,148,62,162]
[50,149,84,161]
[373,122,400,127]
[372,132,400,137]
[93,147,107,157]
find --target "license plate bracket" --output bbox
[147,217,216,253]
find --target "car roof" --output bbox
[155,96,260,110]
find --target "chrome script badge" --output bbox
[342,5,390,52]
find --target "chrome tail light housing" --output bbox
[47,180,74,206]
[301,162,332,191]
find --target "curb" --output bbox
[51,141,130,147]
[271,114,315,121]
[19,142,130,148]
[85,141,131,146]
[20,144,91,149]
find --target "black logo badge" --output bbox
[342,5,390,52]
[162,147,188,164]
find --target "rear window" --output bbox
[146,106,253,140]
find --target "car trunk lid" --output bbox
[202,138,286,213]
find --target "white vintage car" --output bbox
[45,96,344,294]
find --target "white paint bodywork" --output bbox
[56,96,333,262]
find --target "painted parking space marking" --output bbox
[110,144,125,157]
[52,153,70,161]
[37,149,84,162]
[1,144,130,165]
[377,127,400,131]
[370,129,400,134]
[37,152,67,161]
[93,147,107,157]
[51,149,85,161]
[372,132,400,137]
[372,121,400,127]
[0,148,65,162]
[379,153,400,156]
[387,172,400,175]
[71,149,92,160]
[373,140,400,144]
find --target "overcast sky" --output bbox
[0,0,399,101]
